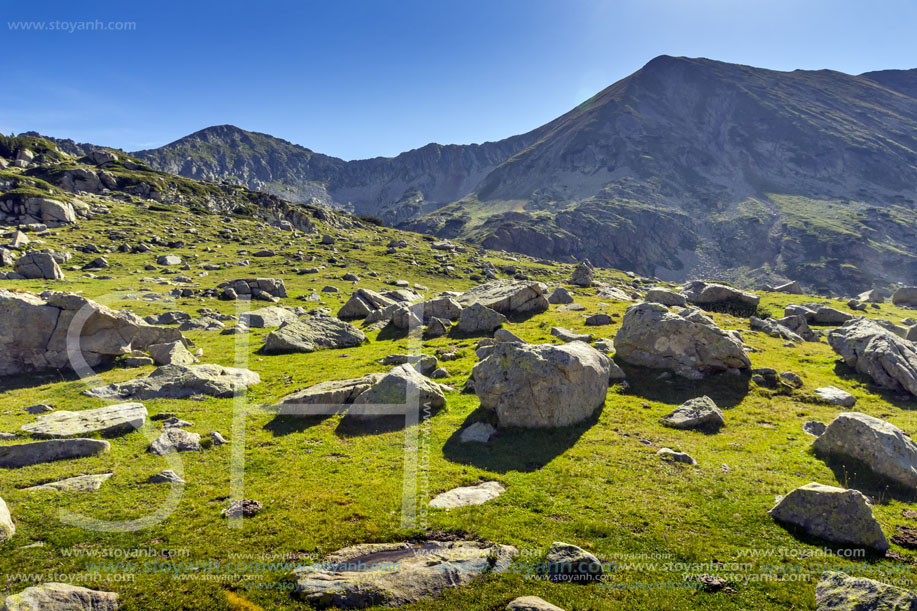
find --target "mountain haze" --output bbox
[134,56,917,293]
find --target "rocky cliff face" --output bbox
[133,56,917,294]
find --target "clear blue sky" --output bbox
[2,0,916,160]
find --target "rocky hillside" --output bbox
[132,56,917,295]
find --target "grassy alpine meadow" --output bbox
[1,199,916,610]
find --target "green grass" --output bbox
[1,199,916,610]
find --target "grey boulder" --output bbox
[473,341,611,428]
[21,402,146,437]
[768,483,888,551]
[292,540,517,608]
[2,583,119,610]
[456,303,507,335]
[815,571,917,610]
[812,412,917,489]
[263,316,366,354]
[828,318,917,396]
[456,280,549,316]
[14,253,64,280]
[614,302,750,378]
[84,364,260,400]
[661,396,724,432]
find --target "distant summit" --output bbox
[134,56,917,292]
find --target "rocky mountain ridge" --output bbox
[81,57,917,293]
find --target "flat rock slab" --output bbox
[0,439,110,468]
[292,540,517,608]
[23,473,112,492]
[21,403,146,438]
[2,583,119,610]
[814,386,857,407]
[84,364,260,400]
[429,481,505,509]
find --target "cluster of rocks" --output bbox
[0,289,183,376]
[828,317,917,397]
[217,277,287,301]
[0,195,78,227]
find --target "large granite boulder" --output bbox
[812,412,917,489]
[263,316,366,353]
[892,287,917,307]
[828,318,917,396]
[614,303,750,378]
[768,483,888,551]
[456,280,549,316]
[682,281,759,308]
[816,571,917,610]
[0,439,110,468]
[240,306,298,328]
[83,365,260,400]
[473,341,611,428]
[456,303,506,335]
[569,260,595,287]
[291,540,517,608]
[2,583,119,610]
[645,287,687,307]
[275,375,384,414]
[21,402,146,438]
[148,341,195,366]
[14,252,64,280]
[337,288,397,320]
[0,289,182,376]
[349,364,446,415]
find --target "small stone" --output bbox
[148,470,185,484]
[459,422,497,443]
[657,448,697,465]
[222,499,263,517]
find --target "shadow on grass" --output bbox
[617,360,750,408]
[263,415,333,436]
[814,450,917,505]
[769,517,890,560]
[831,361,917,410]
[441,406,600,473]
[0,366,110,393]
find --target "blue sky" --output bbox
[1,0,916,160]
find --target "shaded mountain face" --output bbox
[134,56,917,294]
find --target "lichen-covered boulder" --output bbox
[614,303,750,378]
[473,341,611,428]
[816,571,917,610]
